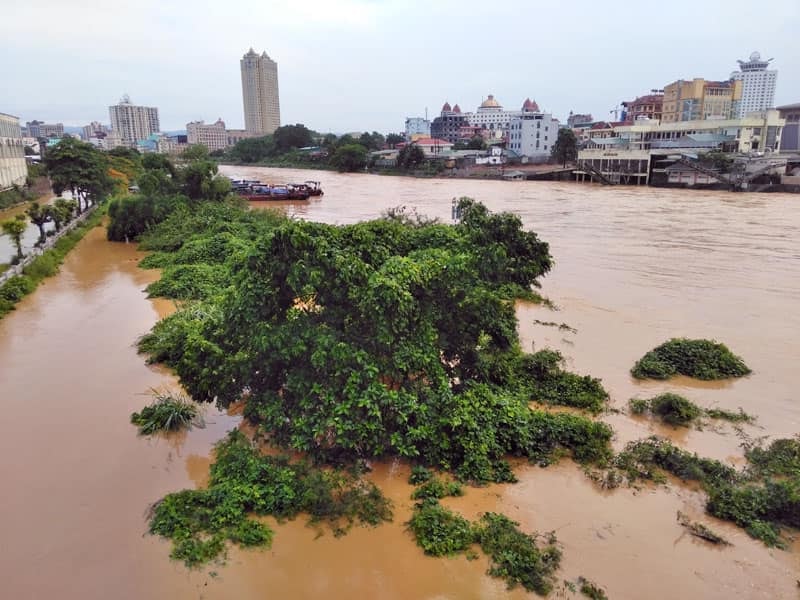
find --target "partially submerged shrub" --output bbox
[517,349,609,413]
[745,436,800,477]
[407,502,475,557]
[676,511,730,545]
[629,393,702,426]
[631,395,755,427]
[476,513,561,595]
[131,389,202,434]
[408,465,433,485]
[578,577,608,600]
[149,431,393,566]
[411,477,464,501]
[631,338,751,380]
[614,437,738,485]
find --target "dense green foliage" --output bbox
[613,437,738,486]
[149,430,392,566]
[45,137,114,213]
[106,153,233,242]
[135,197,614,484]
[410,476,464,501]
[551,129,578,167]
[745,437,800,477]
[130,390,201,434]
[629,393,702,426]
[407,502,475,556]
[330,143,368,172]
[631,338,751,380]
[631,393,755,427]
[0,208,104,320]
[476,513,561,594]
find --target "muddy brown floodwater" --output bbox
[1,168,798,599]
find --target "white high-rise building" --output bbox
[0,112,27,190]
[187,119,228,152]
[240,48,280,135]
[731,51,778,118]
[507,100,558,162]
[108,95,160,146]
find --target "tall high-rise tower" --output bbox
[240,48,280,135]
[730,51,777,118]
[108,95,159,146]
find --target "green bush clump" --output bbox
[579,577,608,600]
[149,430,393,566]
[631,395,755,427]
[614,437,738,485]
[706,479,800,548]
[131,390,201,434]
[0,276,35,302]
[631,338,751,380]
[628,393,702,426]
[411,477,464,501]
[408,465,433,485]
[745,437,800,477]
[407,502,475,557]
[476,513,561,595]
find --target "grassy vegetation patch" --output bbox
[517,350,609,413]
[745,436,800,477]
[410,477,464,501]
[131,389,202,434]
[631,338,751,380]
[148,430,393,566]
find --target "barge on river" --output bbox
[230,179,323,201]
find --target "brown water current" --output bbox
[1,168,798,598]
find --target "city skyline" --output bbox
[2,0,799,132]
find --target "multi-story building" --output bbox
[622,93,663,122]
[226,129,258,146]
[567,112,593,128]
[661,79,742,123]
[82,121,108,140]
[186,119,228,152]
[109,95,160,146]
[776,102,800,153]
[430,103,469,143]
[466,95,523,135]
[731,51,777,117]
[578,110,785,185]
[240,48,280,135]
[405,117,431,140]
[1,112,27,190]
[507,101,558,162]
[25,120,64,139]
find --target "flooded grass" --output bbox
[130,389,203,435]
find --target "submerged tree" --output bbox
[1,215,28,260]
[26,202,52,245]
[551,129,578,167]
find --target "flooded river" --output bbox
[0,168,798,598]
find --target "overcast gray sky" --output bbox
[3,0,798,133]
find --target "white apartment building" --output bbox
[186,119,228,152]
[82,121,108,140]
[731,51,778,118]
[464,95,525,136]
[405,117,431,139]
[0,112,27,190]
[109,95,160,146]
[241,48,280,135]
[507,102,558,161]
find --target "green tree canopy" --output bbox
[397,144,425,170]
[45,137,113,212]
[273,124,314,153]
[385,133,405,148]
[26,202,51,245]
[331,144,368,172]
[551,129,578,167]
[1,215,28,259]
[229,136,275,163]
